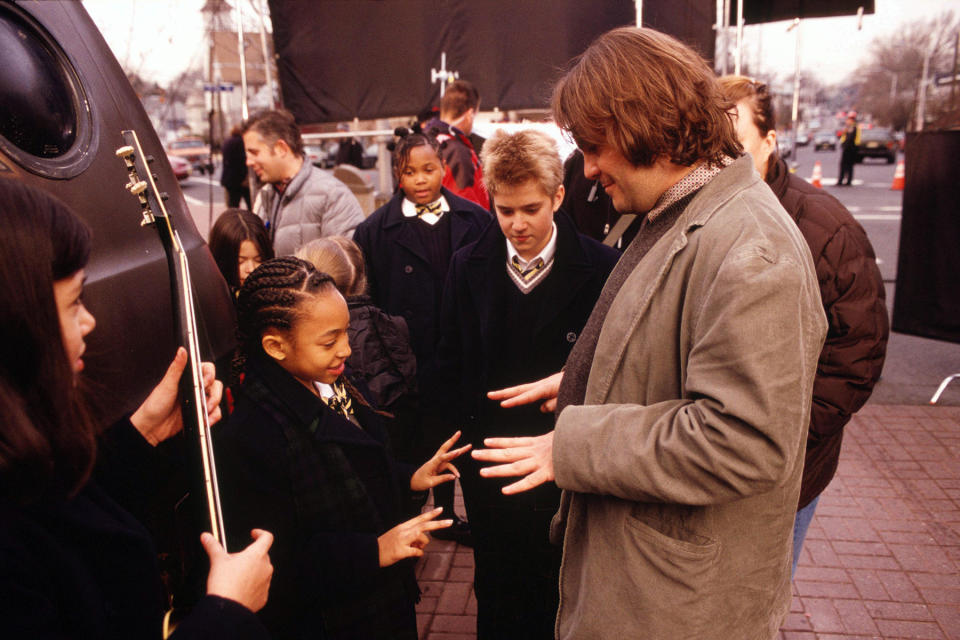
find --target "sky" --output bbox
[82,0,960,90]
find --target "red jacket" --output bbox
[426,119,489,210]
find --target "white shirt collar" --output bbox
[402,195,450,225]
[506,221,558,269]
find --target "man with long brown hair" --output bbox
[473,28,827,638]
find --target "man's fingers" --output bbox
[484,436,537,449]
[486,382,531,401]
[501,470,550,495]
[541,397,558,413]
[477,458,536,479]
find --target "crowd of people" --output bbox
[0,26,888,640]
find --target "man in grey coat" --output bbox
[243,110,364,256]
[473,28,828,639]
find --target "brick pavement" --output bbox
[415,404,960,639]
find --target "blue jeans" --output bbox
[792,495,820,577]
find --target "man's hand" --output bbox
[471,431,556,495]
[203,529,274,613]
[486,371,563,413]
[130,347,224,446]
[410,430,472,492]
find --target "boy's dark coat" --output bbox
[352,187,490,391]
[217,353,419,640]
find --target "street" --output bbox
[176,147,960,406]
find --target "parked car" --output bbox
[778,135,793,160]
[167,136,213,174]
[167,154,191,180]
[813,131,837,152]
[795,131,810,147]
[855,127,897,164]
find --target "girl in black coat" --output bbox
[437,130,619,638]
[217,257,469,640]
[0,179,274,640]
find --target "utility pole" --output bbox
[787,18,801,165]
[431,52,458,98]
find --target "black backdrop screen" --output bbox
[892,131,960,344]
[267,0,715,123]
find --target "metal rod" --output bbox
[734,0,743,75]
[256,0,276,109]
[234,0,249,121]
[635,0,642,27]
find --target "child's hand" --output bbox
[410,430,472,492]
[378,507,453,567]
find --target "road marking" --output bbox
[184,193,207,206]
[853,214,901,221]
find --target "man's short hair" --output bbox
[440,80,480,119]
[481,129,563,198]
[242,109,304,157]
[552,27,741,168]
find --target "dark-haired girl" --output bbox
[353,134,490,540]
[217,256,469,639]
[0,178,273,639]
[208,208,274,295]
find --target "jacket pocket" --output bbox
[620,512,722,635]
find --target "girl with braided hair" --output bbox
[216,256,469,640]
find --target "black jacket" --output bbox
[767,156,889,508]
[353,188,490,390]
[437,209,619,443]
[0,420,266,640]
[217,353,420,640]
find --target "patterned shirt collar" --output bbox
[646,156,735,222]
[402,194,450,219]
[505,221,558,271]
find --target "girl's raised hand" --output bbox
[410,430,472,492]
[378,507,452,567]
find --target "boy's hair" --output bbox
[440,80,480,119]
[233,256,337,380]
[0,178,96,504]
[552,27,741,168]
[480,129,563,197]
[208,208,274,290]
[392,133,442,181]
[295,236,368,297]
[241,109,305,157]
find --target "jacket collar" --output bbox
[242,351,381,448]
[277,157,314,203]
[680,155,758,232]
[766,155,791,202]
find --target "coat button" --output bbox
[404,265,414,274]
[566,331,577,343]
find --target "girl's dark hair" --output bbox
[208,208,274,290]
[233,256,338,381]
[392,132,441,181]
[0,178,96,504]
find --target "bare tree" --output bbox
[854,11,960,131]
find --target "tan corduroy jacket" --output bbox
[551,157,827,640]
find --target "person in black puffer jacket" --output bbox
[720,76,889,575]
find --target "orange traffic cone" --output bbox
[810,161,823,189]
[891,160,905,190]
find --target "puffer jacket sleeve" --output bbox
[806,207,889,440]
[313,179,365,238]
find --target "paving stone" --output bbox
[864,600,936,621]
[436,582,473,615]
[834,598,881,635]
[875,619,946,639]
